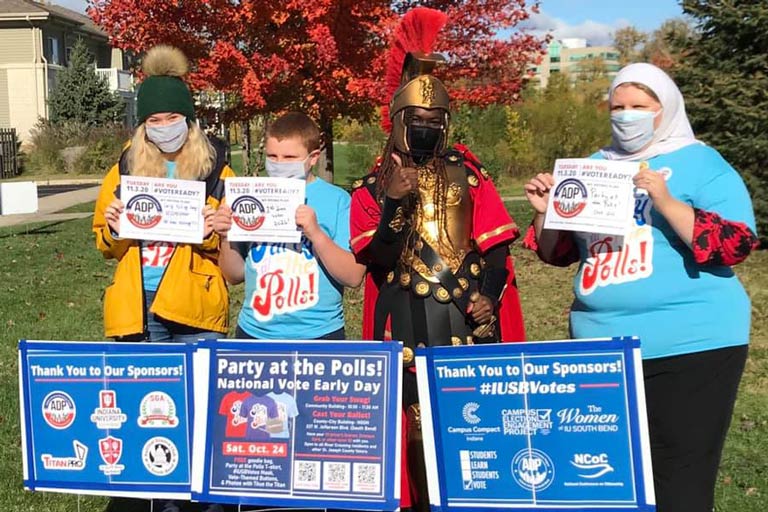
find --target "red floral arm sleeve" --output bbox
[522,224,580,267]
[692,208,759,266]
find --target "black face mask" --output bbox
[407,124,442,164]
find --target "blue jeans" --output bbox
[142,290,221,343]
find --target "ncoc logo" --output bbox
[511,448,555,491]
[126,194,163,228]
[232,196,266,231]
[553,178,588,218]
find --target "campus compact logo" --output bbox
[90,390,127,429]
[42,391,76,429]
[126,194,163,228]
[553,178,588,218]
[142,436,179,476]
[570,452,614,479]
[462,402,481,425]
[138,391,178,428]
[231,195,266,231]
[511,448,555,491]
[98,435,125,476]
[40,440,87,470]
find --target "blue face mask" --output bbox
[265,156,310,180]
[145,117,189,154]
[610,109,661,154]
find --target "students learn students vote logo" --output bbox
[553,178,588,218]
[231,195,266,231]
[126,194,163,229]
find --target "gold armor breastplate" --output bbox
[410,163,473,273]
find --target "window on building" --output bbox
[46,36,61,65]
[551,57,560,63]
[65,46,73,65]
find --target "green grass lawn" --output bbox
[0,207,766,510]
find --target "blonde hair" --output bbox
[126,122,216,180]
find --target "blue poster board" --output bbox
[416,337,655,511]
[18,340,195,499]
[192,339,402,511]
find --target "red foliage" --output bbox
[88,0,546,125]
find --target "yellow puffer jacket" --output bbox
[93,138,234,338]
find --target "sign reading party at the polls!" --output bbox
[18,341,194,499]
[191,340,402,510]
[416,337,656,511]
[19,339,401,510]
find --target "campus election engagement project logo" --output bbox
[126,194,163,229]
[553,178,588,218]
[231,195,266,231]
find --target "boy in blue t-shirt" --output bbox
[213,112,365,339]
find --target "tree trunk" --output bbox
[317,113,334,183]
[241,120,251,176]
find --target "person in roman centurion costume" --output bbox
[349,7,526,511]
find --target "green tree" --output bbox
[641,18,697,69]
[613,26,648,65]
[48,38,124,126]
[673,0,768,240]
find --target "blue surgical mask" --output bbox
[145,117,189,153]
[265,157,310,180]
[610,109,661,154]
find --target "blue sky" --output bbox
[57,0,685,46]
[525,0,687,45]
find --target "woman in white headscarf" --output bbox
[523,63,759,511]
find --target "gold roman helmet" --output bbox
[389,51,451,155]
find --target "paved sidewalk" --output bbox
[0,185,99,228]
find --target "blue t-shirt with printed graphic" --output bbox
[569,143,756,359]
[237,177,351,339]
[142,161,177,291]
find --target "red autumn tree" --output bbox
[88,0,545,177]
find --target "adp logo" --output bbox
[553,178,588,218]
[42,391,76,429]
[571,452,614,479]
[231,196,266,231]
[511,448,555,491]
[126,194,163,228]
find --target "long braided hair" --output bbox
[375,107,454,267]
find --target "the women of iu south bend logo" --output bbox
[553,178,588,218]
[511,448,555,492]
[126,194,163,229]
[42,391,76,429]
[231,196,266,231]
[137,391,178,428]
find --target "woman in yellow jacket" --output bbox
[93,45,233,343]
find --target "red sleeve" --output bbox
[692,208,759,266]
[350,185,381,257]
[522,224,581,268]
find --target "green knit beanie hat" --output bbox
[136,46,196,125]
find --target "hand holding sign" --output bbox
[523,173,555,215]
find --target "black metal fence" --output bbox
[0,128,19,179]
